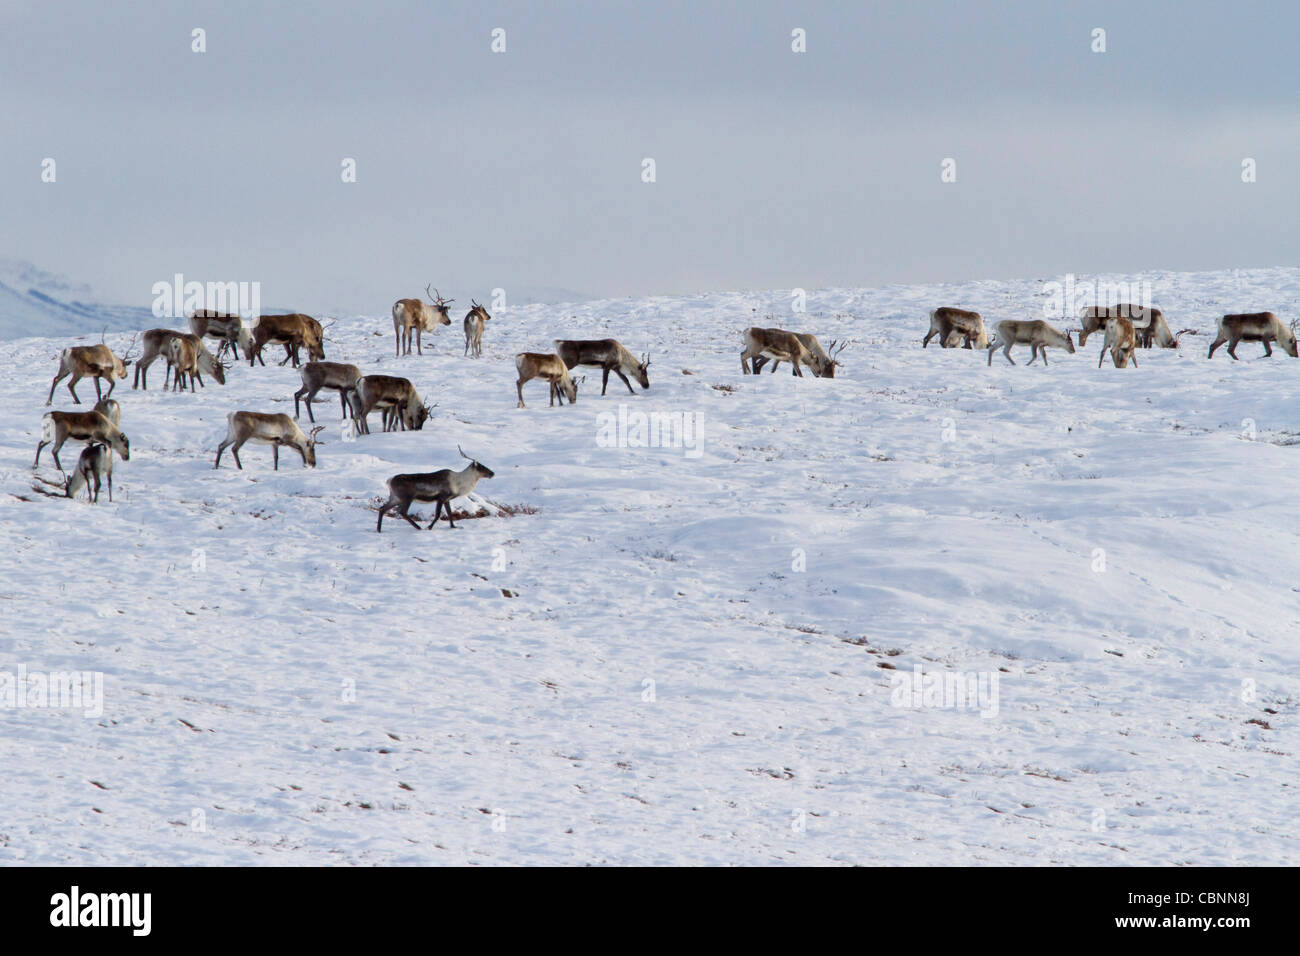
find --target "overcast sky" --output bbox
[2,0,1298,313]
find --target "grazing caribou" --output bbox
[1207,312,1298,360]
[923,308,989,349]
[553,339,650,395]
[463,301,491,358]
[35,410,130,472]
[377,446,496,532]
[1098,316,1138,369]
[46,336,135,405]
[65,443,113,503]
[214,412,322,470]
[347,375,431,434]
[294,362,363,422]
[166,334,228,391]
[393,286,453,356]
[515,353,578,408]
[740,327,832,377]
[188,310,255,360]
[986,320,1076,366]
[751,333,846,377]
[248,314,324,367]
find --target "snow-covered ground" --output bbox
[1,267,1298,865]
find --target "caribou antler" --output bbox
[828,339,848,360]
[426,285,454,309]
[308,425,325,445]
[641,352,651,368]
[119,332,139,365]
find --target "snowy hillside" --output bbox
[2,267,1298,865]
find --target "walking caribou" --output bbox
[553,339,650,395]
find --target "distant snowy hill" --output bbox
[0,261,590,340]
[2,266,1298,865]
[0,260,156,341]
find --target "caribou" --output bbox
[347,375,432,434]
[376,446,496,532]
[1207,312,1298,360]
[93,398,121,427]
[46,335,135,405]
[393,286,453,357]
[986,320,1076,366]
[167,334,228,391]
[740,327,836,377]
[65,443,114,503]
[923,308,989,349]
[35,410,130,472]
[133,329,226,390]
[1098,316,1138,369]
[248,314,325,367]
[214,412,323,470]
[294,362,363,422]
[188,310,255,360]
[515,353,578,408]
[750,333,846,377]
[463,300,491,358]
[553,339,650,395]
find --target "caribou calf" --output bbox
[515,353,578,408]
[36,411,130,472]
[214,412,322,470]
[1098,317,1139,369]
[294,362,363,422]
[377,447,496,532]
[553,339,650,395]
[1207,312,1298,360]
[987,320,1076,366]
[65,443,114,503]
[463,301,491,358]
[93,398,121,427]
[166,334,228,391]
[923,308,989,349]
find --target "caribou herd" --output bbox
[29,287,1298,524]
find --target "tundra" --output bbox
[923,308,989,349]
[986,320,1076,366]
[35,410,130,472]
[515,353,578,408]
[1207,312,1298,360]
[376,447,496,532]
[65,442,114,503]
[553,339,650,395]
[213,412,323,470]
[393,286,453,356]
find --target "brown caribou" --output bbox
[393,286,453,356]
[553,339,650,395]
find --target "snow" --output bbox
[2,267,1298,865]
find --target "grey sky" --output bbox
[2,0,1297,313]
